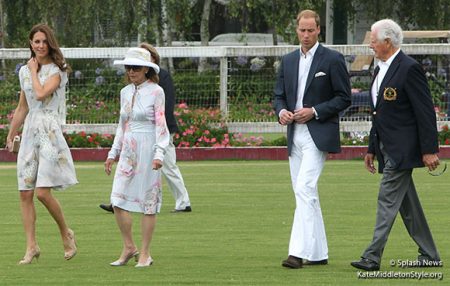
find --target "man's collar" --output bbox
[300,42,319,58]
[379,48,401,67]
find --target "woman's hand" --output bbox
[5,137,13,152]
[27,57,39,73]
[152,159,163,170]
[104,158,115,175]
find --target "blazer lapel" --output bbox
[304,44,323,94]
[370,66,380,110]
[376,51,402,108]
[289,51,300,108]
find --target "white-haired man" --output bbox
[351,19,442,271]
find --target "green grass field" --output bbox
[0,160,448,285]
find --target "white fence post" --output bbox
[219,56,228,119]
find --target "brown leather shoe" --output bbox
[282,255,303,269]
[303,259,328,265]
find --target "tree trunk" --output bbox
[0,0,5,69]
[161,0,174,72]
[198,0,212,73]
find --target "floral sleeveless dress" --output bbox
[108,81,169,214]
[17,63,78,190]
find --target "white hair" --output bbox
[371,19,403,48]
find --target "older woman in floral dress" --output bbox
[104,47,169,267]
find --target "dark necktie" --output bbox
[373,66,380,79]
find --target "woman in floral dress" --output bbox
[104,47,169,267]
[6,24,78,264]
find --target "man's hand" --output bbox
[423,154,439,171]
[279,109,294,125]
[364,153,376,174]
[293,108,314,124]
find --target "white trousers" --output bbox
[162,134,191,210]
[288,124,328,260]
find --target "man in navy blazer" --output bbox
[273,10,351,269]
[351,19,442,271]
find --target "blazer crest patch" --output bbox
[383,87,397,101]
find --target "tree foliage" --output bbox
[352,0,449,30]
[0,0,448,48]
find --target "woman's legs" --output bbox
[138,214,156,264]
[35,187,76,256]
[113,207,138,261]
[19,190,38,254]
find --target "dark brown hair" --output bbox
[28,23,70,72]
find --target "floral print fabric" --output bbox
[108,81,169,214]
[17,63,78,190]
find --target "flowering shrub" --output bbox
[439,124,450,145]
[1,116,449,150]
[232,133,264,146]
[341,132,370,146]
[229,101,275,122]
[173,103,232,147]
[64,132,114,148]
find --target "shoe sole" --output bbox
[282,262,302,269]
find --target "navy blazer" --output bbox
[368,51,438,172]
[273,44,351,155]
[159,68,178,134]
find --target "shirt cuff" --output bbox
[279,109,287,118]
[312,107,319,119]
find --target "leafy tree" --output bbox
[351,0,449,30]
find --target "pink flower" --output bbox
[178,103,188,109]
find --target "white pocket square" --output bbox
[314,71,326,77]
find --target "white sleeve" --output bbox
[153,87,170,161]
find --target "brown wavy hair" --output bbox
[28,23,70,73]
[139,42,160,84]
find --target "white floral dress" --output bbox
[17,63,78,190]
[108,81,169,214]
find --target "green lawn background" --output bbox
[0,160,448,285]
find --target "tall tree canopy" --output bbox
[0,0,448,48]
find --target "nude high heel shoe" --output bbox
[18,247,41,265]
[110,251,140,266]
[64,229,77,260]
[135,256,153,268]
